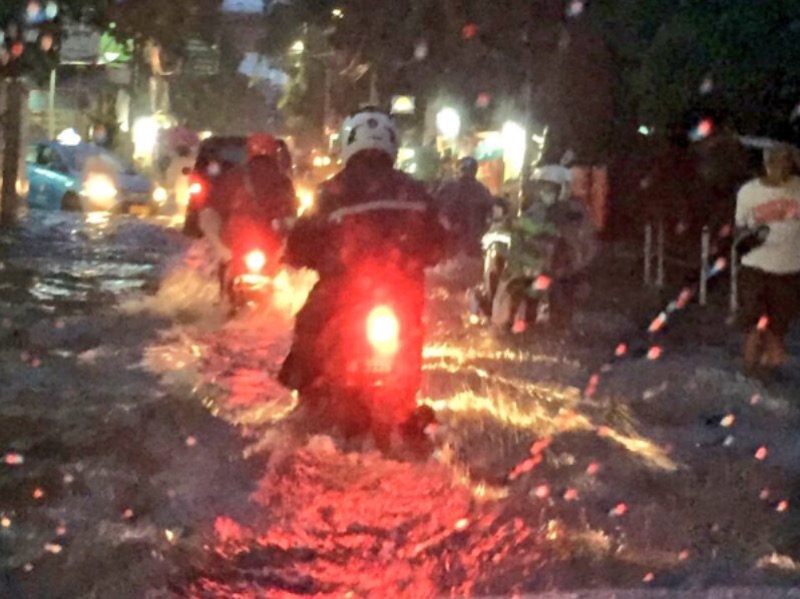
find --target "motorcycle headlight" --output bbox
[297,188,315,216]
[82,175,118,206]
[152,186,168,204]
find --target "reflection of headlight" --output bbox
[82,176,118,205]
[152,186,168,204]
[16,179,29,196]
[312,155,332,168]
[297,188,315,216]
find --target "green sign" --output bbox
[97,29,133,65]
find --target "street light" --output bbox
[132,116,159,161]
[290,40,305,54]
[501,121,526,180]
[436,107,461,141]
[332,8,344,19]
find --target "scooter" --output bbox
[220,218,293,314]
[289,258,433,451]
[469,227,560,331]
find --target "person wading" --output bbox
[735,144,800,374]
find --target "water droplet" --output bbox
[610,503,628,517]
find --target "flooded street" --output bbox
[2,211,800,598]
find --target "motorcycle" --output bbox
[469,226,560,331]
[298,257,430,449]
[220,217,293,313]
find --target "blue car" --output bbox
[26,141,164,215]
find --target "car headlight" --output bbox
[16,179,29,196]
[152,186,168,204]
[82,175,118,205]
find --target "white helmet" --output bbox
[341,108,399,165]
[533,164,572,186]
[532,164,572,203]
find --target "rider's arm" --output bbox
[284,185,332,270]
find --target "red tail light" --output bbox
[534,275,552,291]
[244,250,267,273]
[366,305,400,356]
[188,175,207,206]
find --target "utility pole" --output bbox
[2,0,62,226]
[1,78,23,226]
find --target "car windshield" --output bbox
[62,145,133,174]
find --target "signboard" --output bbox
[60,22,101,65]
[185,39,221,77]
[391,95,416,115]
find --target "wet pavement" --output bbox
[2,210,800,598]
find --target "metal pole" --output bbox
[644,222,653,287]
[518,8,539,206]
[656,218,666,288]
[368,68,379,106]
[729,236,739,318]
[323,63,331,135]
[48,68,57,140]
[699,225,710,306]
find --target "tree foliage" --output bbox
[589,0,800,136]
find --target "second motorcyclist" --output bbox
[198,133,297,264]
[278,108,446,435]
[477,165,597,330]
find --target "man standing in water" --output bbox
[735,144,800,374]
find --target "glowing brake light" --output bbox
[367,305,400,356]
[245,250,267,273]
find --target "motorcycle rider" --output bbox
[483,165,597,329]
[533,165,598,328]
[435,156,495,256]
[279,108,446,432]
[198,133,297,263]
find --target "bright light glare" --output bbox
[297,188,314,216]
[332,8,344,18]
[152,186,168,204]
[501,121,526,180]
[82,175,117,205]
[290,40,305,54]
[189,182,203,196]
[57,128,82,146]
[16,179,29,196]
[367,305,400,355]
[436,107,461,140]
[132,117,159,158]
[312,155,332,168]
[245,250,267,273]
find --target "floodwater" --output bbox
[2,210,800,598]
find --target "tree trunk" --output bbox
[1,78,23,227]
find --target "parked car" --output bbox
[183,135,247,237]
[25,141,165,215]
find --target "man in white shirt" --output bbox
[735,144,800,372]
